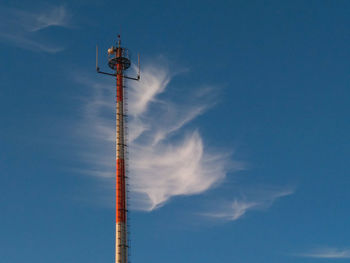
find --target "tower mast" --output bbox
[115,36,128,263]
[97,35,140,263]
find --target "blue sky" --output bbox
[1,1,350,262]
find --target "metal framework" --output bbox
[96,35,140,263]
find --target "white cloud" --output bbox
[76,61,239,211]
[130,131,228,210]
[0,32,64,53]
[0,5,71,52]
[127,65,170,117]
[202,188,294,221]
[298,247,350,259]
[31,6,71,32]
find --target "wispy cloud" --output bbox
[297,247,350,259]
[30,6,71,32]
[0,5,71,52]
[202,187,294,221]
[75,61,240,211]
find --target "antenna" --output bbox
[96,45,99,72]
[96,40,140,80]
[137,53,140,80]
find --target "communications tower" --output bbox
[96,35,140,263]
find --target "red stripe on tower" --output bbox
[116,46,126,224]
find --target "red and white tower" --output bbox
[97,36,140,263]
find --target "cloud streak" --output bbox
[76,61,238,211]
[0,5,71,52]
[202,187,294,221]
[30,6,71,32]
[297,247,350,259]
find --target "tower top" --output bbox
[96,36,140,80]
